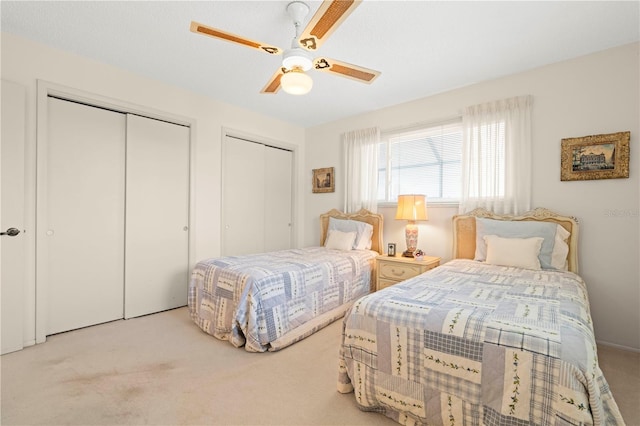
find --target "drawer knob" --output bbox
[391,268,405,277]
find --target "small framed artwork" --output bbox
[561,131,630,181]
[387,243,396,256]
[312,167,335,193]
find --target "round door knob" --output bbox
[46,230,55,236]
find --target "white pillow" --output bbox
[328,217,373,250]
[550,227,570,270]
[355,225,373,250]
[484,235,544,270]
[324,230,357,251]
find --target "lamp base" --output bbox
[403,221,418,258]
[401,249,415,258]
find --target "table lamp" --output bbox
[395,194,428,257]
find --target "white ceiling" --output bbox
[2,1,639,128]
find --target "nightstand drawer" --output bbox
[375,255,441,291]
[377,278,400,291]
[378,261,424,281]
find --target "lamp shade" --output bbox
[281,68,313,95]
[395,194,428,221]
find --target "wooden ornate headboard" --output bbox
[319,208,384,255]
[452,207,580,273]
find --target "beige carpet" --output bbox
[1,307,638,425]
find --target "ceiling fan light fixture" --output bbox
[191,0,381,95]
[281,67,313,95]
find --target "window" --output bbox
[377,120,463,204]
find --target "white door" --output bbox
[264,146,292,251]
[124,114,190,318]
[44,98,126,335]
[1,80,27,354]
[222,136,266,256]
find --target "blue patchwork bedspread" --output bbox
[338,259,624,425]
[189,247,375,352]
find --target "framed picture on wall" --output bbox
[560,131,630,181]
[312,167,335,193]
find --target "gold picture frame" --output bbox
[560,131,630,181]
[312,167,334,193]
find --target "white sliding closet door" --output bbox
[223,137,265,256]
[222,135,293,256]
[45,98,126,335]
[124,114,190,318]
[264,147,292,251]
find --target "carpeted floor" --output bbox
[1,307,638,425]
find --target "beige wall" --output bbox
[305,42,640,351]
[3,30,638,351]
[1,32,306,347]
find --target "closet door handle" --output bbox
[1,227,21,237]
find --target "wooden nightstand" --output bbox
[376,254,441,291]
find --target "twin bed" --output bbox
[337,208,624,425]
[188,207,623,425]
[188,208,383,352]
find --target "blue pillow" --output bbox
[327,217,373,250]
[474,217,569,270]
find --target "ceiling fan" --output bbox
[190,0,381,95]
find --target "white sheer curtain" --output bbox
[459,95,532,215]
[342,127,380,213]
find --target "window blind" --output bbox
[378,120,462,203]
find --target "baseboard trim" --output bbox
[596,339,640,353]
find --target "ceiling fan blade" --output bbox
[298,0,361,51]
[261,68,286,94]
[190,21,282,55]
[313,57,380,84]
